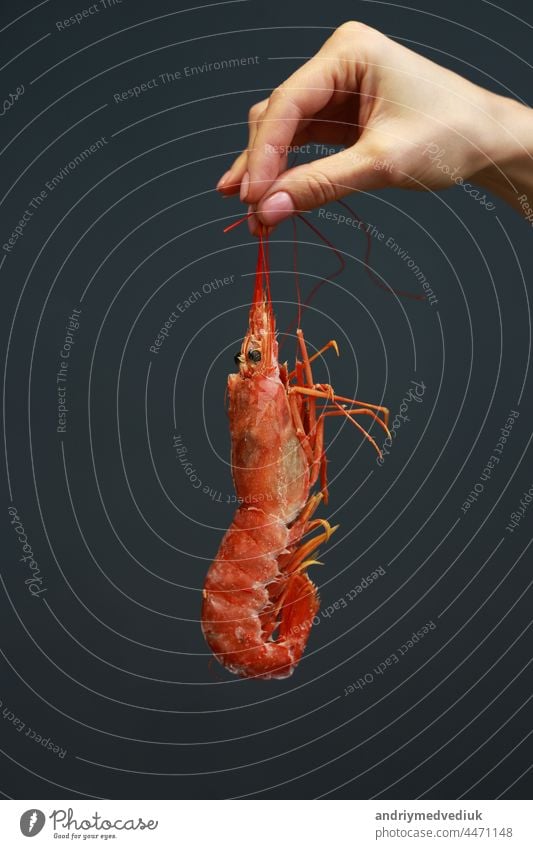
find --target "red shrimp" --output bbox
[201,223,390,679]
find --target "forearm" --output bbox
[474,95,533,216]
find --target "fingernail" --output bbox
[240,171,250,201]
[216,170,231,190]
[258,191,294,226]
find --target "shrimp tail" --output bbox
[278,571,320,658]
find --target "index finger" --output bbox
[243,51,344,204]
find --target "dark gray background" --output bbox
[1,0,532,800]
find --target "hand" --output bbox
[217,21,533,231]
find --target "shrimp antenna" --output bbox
[292,216,302,331]
[279,212,346,345]
[337,199,425,302]
[223,211,254,233]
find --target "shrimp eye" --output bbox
[248,349,261,363]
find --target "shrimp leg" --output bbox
[287,339,339,381]
[288,331,329,496]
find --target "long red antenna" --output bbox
[279,212,346,345]
[223,211,253,233]
[337,199,425,301]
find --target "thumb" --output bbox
[254,143,393,227]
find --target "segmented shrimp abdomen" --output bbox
[201,507,319,679]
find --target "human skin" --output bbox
[216,21,533,232]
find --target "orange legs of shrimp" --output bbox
[287,327,390,504]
